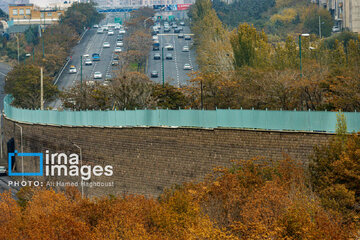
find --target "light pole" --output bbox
[299,33,310,78]
[72,142,84,198]
[15,123,24,182]
[14,34,19,64]
[162,46,165,87]
[319,16,324,38]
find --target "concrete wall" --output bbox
[3,117,333,198]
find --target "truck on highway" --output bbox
[153,41,160,51]
[92,53,100,61]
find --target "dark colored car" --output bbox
[174,28,181,33]
[166,53,173,60]
[154,53,161,60]
[151,71,159,78]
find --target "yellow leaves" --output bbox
[270,8,297,24]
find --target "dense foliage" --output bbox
[3,3,103,108]
[1,132,359,239]
[188,0,360,111]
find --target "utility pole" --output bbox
[40,67,44,110]
[15,34,19,64]
[319,16,321,38]
[162,47,165,87]
[80,55,83,89]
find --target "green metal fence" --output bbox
[4,95,360,132]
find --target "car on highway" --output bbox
[103,42,110,48]
[119,29,126,34]
[69,65,77,74]
[83,54,89,58]
[102,26,109,31]
[185,35,191,40]
[113,55,119,60]
[117,35,124,41]
[178,33,184,38]
[151,70,158,78]
[165,53,173,60]
[332,26,340,32]
[154,53,161,60]
[97,28,104,34]
[0,166,7,176]
[172,24,178,28]
[105,74,112,80]
[93,24,99,28]
[94,71,102,79]
[174,28,181,33]
[152,35,159,40]
[183,64,192,70]
[179,21,185,26]
[115,25,120,30]
[85,58,92,65]
[116,41,123,47]
[153,40,160,51]
[108,30,114,36]
[114,47,122,53]
[178,26,183,31]
[92,53,100,61]
[165,44,174,50]
[111,60,119,66]
[182,46,189,52]
[164,27,170,32]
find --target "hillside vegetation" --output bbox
[0,128,359,239]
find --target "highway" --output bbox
[52,11,197,108]
[52,12,128,108]
[147,23,197,87]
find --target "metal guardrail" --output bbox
[4,96,360,133]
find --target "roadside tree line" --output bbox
[4,2,104,109]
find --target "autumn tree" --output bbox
[5,64,59,109]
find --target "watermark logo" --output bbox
[8,150,43,176]
[8,150,113,180]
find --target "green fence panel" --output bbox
[3,95,360,133]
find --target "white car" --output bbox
[119,29,126,34]
[184,64,192,70]
[108,30,114,36]
[114,47,122,53]
[152,35,159,40]
[0,166,7,175]
[182,46,189,52]
[97,28,103,34]
[84,58,92,65]
[102,26,109,31]
[93,24,99,28]
[69,65,77,73]
[93,72,102,79]
[83,54,89,58]
[116,41,123,47]
[165,44,174,50]
[103,42,110,48]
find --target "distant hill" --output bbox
[0,0,29,13]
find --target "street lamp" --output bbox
[14,34,19,64]
[299,33,310,78]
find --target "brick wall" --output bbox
[3,117,333,198]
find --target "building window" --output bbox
[19,9,24,15]
[12,9,18,16]
[47,12,52,16]
[58,12,62,16]
[41,13,44,18]
[26,8,31,15]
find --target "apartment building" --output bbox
[318,0,360,33]
[8,4,65,25]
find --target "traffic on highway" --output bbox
[52,11,197,108]
[147,20,197,87]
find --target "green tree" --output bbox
[0,8,8,20]
[303,7,333,37]
[152,83,189,109]
[4,64,59,109]
[61,2,104,34]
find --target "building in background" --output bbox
[318,0,360,33]
[8,4,64,25]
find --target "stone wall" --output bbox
[3,117,333,198]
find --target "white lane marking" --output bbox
[0,71,6,76]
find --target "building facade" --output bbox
[8,4,65,25]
